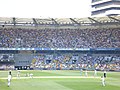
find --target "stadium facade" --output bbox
[91,0,120,16]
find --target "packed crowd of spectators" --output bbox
[0,64,14,70]
[0,27,120,71]
[31,53,120,71]
[0,27,120,48]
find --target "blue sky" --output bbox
[0,0,91,18]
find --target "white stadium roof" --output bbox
[0,15,120,27]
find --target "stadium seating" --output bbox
[31,53,120,71]
[0,27,120,71]
[0,27,120,48]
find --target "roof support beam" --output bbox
[51,18,59,25]
[33,18,38,26]
[13,17,16,26]
[88,17,101,25]
[70,18,80,25]
[108,16,120,22]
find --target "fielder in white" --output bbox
[94,70,97,77]
[85,70,88,77]
[30,73,33,78]
[80,69,83,76]
[17,71,20,79]
[8,70,12,87]
[101,76,105,86]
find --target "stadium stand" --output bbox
[0,16,120,71]
[31,52,120,71]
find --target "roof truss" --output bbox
[69,18,80,25]
[51,18,59,25]
[108,16,120,22]
[33,18,38,26]
[12,17,16,25]
[88,17,101,24]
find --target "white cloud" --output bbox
[0,0,91,18]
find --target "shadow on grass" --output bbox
[0,79,12,90]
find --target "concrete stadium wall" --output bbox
[14,54,33,66]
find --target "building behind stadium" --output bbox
[91,0,120,16]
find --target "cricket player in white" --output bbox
[30,73,33,78]
[85,70,88,77]
[8,70,12,87]
[80,69,83,76]
[94,70,97,77]
[17,71,20,79]
[101,76,105,86]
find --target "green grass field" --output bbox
[0,70,120,90]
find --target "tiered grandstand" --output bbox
[0,16,120,71]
